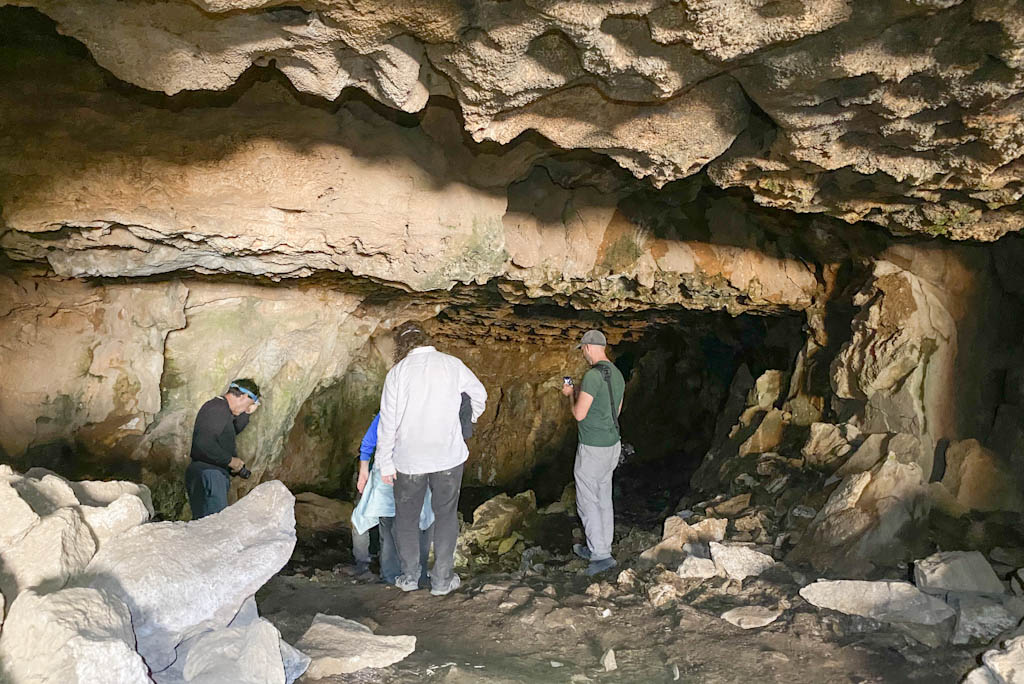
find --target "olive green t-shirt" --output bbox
[578,361,625,447]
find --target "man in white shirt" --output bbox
[376,322,487,595]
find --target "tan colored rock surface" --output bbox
[294,492,354,536]
[942,439,1024,513]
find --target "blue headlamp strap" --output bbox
[229,383,259,404]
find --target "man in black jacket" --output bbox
[185,378,260,518]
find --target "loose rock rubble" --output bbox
[0,467,419,683]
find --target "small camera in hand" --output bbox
[234,464,252,479]
[563,376,574,386]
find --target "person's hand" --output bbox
[382,474,396,486]
[357,462,370,494]
[228,457,244,473]
[561,383,574,397]
[245,401,259,415]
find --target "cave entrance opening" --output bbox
[276,293,808,530]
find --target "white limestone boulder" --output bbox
[914,550,1006,596]
[13,472,80,514]
[0,507,96,603]
[296,613,416,678]
[73,480,296,674]
[0,587,150,684]
[182,618,286,684]
[0,477,39,550]
[709,542,775,581]
[72,479,156,518]
[80,493,152,550]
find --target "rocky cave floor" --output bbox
[260,510,980,684]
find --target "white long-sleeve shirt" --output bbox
[375,346,487,477]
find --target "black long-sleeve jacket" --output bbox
[189,397,250,474]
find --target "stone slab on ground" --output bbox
[295,613,416,678]
[800,580,955,646]
[914,551,1006,595]
[721,606,783,629]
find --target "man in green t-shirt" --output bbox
[561,329,625,576]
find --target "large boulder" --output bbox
[0,477,39,550]
[799,580,956,647]
[80,494,152,550]
[788,444,929,575]
[73,480,297,673]
[831,261,958,478]
[71,479,156,518]
[181,618,287,684]
[295,613,416,678]
[0,507,96,603]
[13,471,80,515]
[0,587,150,684]
[914,551,1006,596]
[460,490,536,550]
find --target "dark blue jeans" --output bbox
[185,462,230,519]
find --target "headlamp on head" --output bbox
[229,383,260,404]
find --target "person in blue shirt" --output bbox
[350,413,433,585]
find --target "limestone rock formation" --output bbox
[5,0,1023,239]
[75,480,297,672]
[0,587,150,684]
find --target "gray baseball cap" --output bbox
[575,330,607,349]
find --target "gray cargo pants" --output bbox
[574,442,620,561]
[394,464,463,591]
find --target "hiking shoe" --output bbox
[584,557,618,576]
[430,574,462,597]
[394,574,419,592]
[572,543,592,561]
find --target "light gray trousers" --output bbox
[574,442,620,561]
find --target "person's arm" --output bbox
[568,389,595,422]
[357,414,379,493]
[192,404,236,467]
[359,414,380,462]
[376,371,400,483]
[458,361,487,422]
[233,411,251,434]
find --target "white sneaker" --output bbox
[394,574,419,592]
[430,574,461,596]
